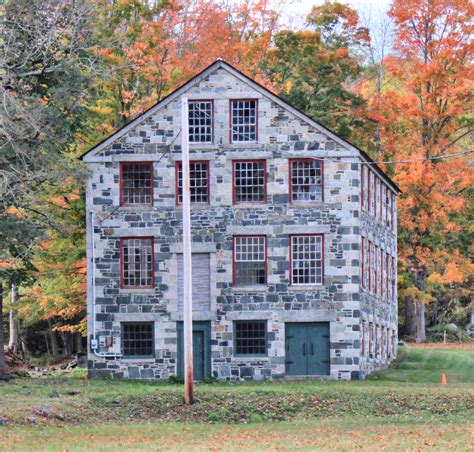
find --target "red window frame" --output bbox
[289,234,324,286]
[391,193,396,231]
[368,241,372,293]
[232,159,267,205]
[119,162,154,207]
[386,253,389,303]
[391,256,396,303]
[175,160,210,206]
[229,99,258,143]
[188,99,214,144]
[361,236,366,289]
[120,237,154,289]
[361,320,366,357]
[369,322,374,356]
[232,235,267,286]
[289,158,324,203]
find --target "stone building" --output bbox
[81,60,400,381]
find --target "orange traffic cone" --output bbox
[441,373,447,385]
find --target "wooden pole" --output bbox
[181,97,194,404]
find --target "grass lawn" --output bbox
[0,346,473,450]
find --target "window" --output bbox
[234,320,267,356]
[291,235,323,285]
[369,322,374,357]
[188,100,213,143]
[290,159,323,203]
[369,170,375,214]
[361,320,366,357]
[368,242,373,293]
[362,165,369,211]
[386,189,391,228]
[362,237,369,290]
[121,322,154,357]
[391,256,396,303]
[176,161,209,204]
[391,193,396,231]
[375,177,380,220]
[121,238,154,288]
[381,185,387,226]
[120,162,153,206]
[233,236,266,286]
[233,160,266,203]
[385,253,389,303]
[381,326,386,358]
[230,99,257,142]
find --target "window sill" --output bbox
[232,285,268,292]
[175,203,210,210]
[289,285,325,291]
[233,203,267,209]
[288,202,324,208]
[232,356,269,361]
[117,205,153,212]
[120,288,155,294]
[121,357,155,362]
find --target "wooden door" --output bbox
[285,323,330,376]
[177,321,211,381]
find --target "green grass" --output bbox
[369,347,474,384]
[0,347,473,450]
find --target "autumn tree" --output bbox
[263,1,373,142]
[362,0,473,341]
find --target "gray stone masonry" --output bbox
[83,61,398,381]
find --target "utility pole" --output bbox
[181,97,194,404]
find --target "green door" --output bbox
[177,321,211,381]
[286,323,330,376]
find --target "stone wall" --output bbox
[85,65,398,380]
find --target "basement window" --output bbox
[290,159,323,203]
[189,101,213,143]
[290,235,323,285]
[233,236,266,286]
[234,320,267,356]
[231,99,257,142]
[121,322,154,358]
[176,161,209,204]
[121,237,154,288]
[120,162,153,206]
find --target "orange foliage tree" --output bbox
[359,0,473,341]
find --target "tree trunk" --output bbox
[8,284,20,353]
[49,319,59,356]
[75,332,83,354]
[0,282,5,377]
[415,301,426,343]
[63,332,72,356]
[405,295,417,338]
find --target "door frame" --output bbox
[177,321,212,380]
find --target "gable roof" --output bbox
[80,59,401,193]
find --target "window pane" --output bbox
[291,159,323,202]
[121,163,153,205]
[235,321,266,355]
[234,236,266,285]
[188,101,213,143]
[231,100,257,142]
[122,238,153,287]
[122,322,154,357]
[234,161,265,203]
[291,235,323,285]
[177,161,209,203]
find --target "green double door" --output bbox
[177,321,211,381]
[285,322,330,376]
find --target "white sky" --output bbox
[281,0,393,28]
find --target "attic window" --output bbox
[231,99,257,142]
[120,162,153,206]
[189,101,213,143]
